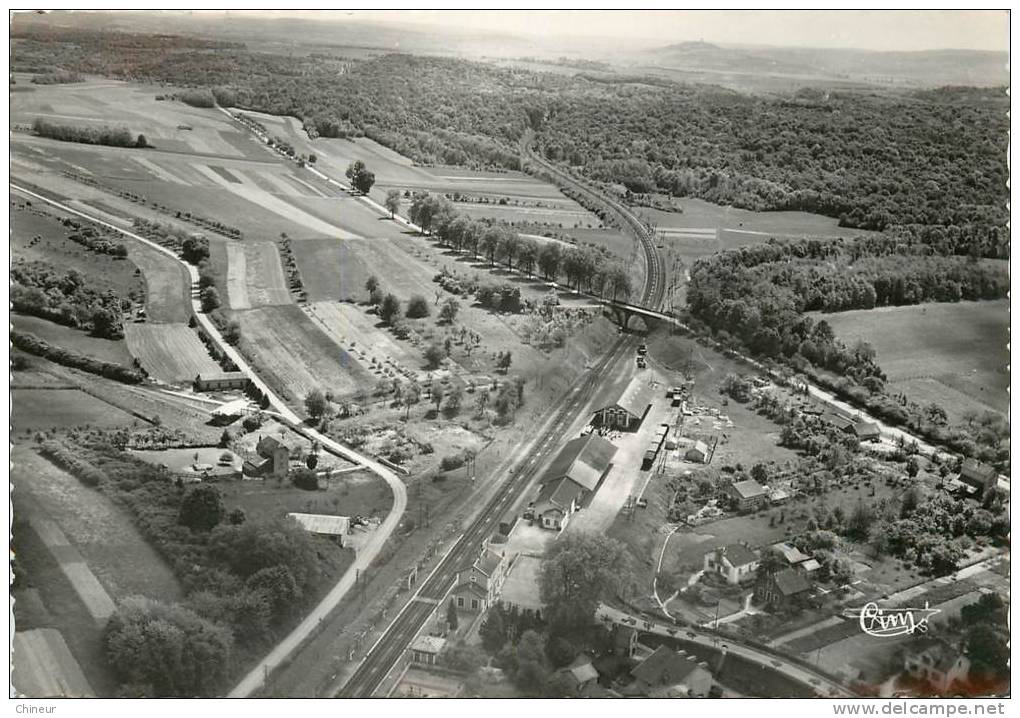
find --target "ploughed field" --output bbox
[819,300,1009,420]
[122,323,222,384]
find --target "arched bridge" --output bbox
[602,299,680,332]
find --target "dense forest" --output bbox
[10,27,1008,247]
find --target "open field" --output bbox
[235,304,375,402]
[820,300,1009,420]
[123,322,222,384]
[13,446,182,602]
[12,315,135,366]
[12,388,138,430]
[125,241,192,323]
[290,238,374,302]
[223,240,291,309]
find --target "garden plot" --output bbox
[123,323,221,384]
[235,304,375,402]
[304,301,436,385]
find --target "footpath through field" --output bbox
[9,182,408,699]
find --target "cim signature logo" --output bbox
[852,602,942,638]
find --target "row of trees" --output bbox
[409,192,632,300]
[31,116,148,148]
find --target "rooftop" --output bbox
[539,433,618,492]
[631,645,708,687]
[773,567,812,596]
[287,512,349,535]
[960,458,997,484]
[602,376,658,419]
[731,478,767,499]
[772,542,811,565]
[711,543,758,567]
[410,635,447,655]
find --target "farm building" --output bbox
[194,371,249,392]
[557,654,600,694]
[499,553,543,618]
[530,434,617,530]
[851,421,881,442]
[771,542,811,568]
[685,440,709,463]
[244,435,291,479]
[728,478,769,512]
[210,398,251,420]
[755,567,812,607]
[623,645,715,697]
[288,513,350,545]
[957,459,998,497]
[593,376,656,430]
[703,543,759,585]
[450,540,509,613]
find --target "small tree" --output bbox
[291,467,319,491]
[304,388,329,419]
[439,297,459,324]
[179,485,226,531]
[378,293,401,325]
[905,456,920,478]
[423,343,445,370]
[444,383,463,416]
[365,275,379,295]
[220,429,232,448]
[497,351,512,373]
[228,508,246,525]
[345,160,375,195]
[200,286,221,312]
[135,133,148,148]
[406,295,430,318]
[384,189,402,219]
[431,380,445,412]
[446,599,459,631]
[402,382,420,420]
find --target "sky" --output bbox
[233,9,1009,53]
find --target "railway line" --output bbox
[520,131,666,310]
[339,333,637,697]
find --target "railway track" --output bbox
[520,132,666,310]
[338,334,635,697]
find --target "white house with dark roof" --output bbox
[593,376,656,431]
[703,543,759,584]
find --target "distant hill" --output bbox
[639,42,1008,88]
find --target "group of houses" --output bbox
[526,376,660,531]
[701,540,818,609]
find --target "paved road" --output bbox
[594,603,854,698]
[10,182,408,698]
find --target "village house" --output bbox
[557,654,600,695]
[409,635,447,667]
[903,639,971,695]
[704,543,759,584]
[956,458,998,497]
[592,376,656,431]
[728,478,769,512]
[623,645,714,697]
[685,440,709,463]
[771,542,811,568]
[755,567,812,608]
[243,435,290,479]
[450,540,510,613]
[194,370,249,392]
[530,433,617,530]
